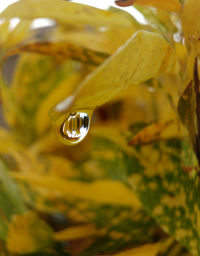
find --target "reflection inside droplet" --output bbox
[60,112,91,145]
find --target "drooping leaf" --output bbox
[50,30,176,122]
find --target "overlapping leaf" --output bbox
[50,30,176,123]
[0,0,198,255]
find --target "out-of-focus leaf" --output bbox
[54,224,97,241]
[0,157,26,241]
[181,0,200,39]
[6,210,53,254]
[10,129,159,254]
[178,81,196,149]
[53,17,139,55]
[36,70,86,134]
[114,239,190,256]
[128,140,199,255]
[0,19,32,52]
[1,53,86,143]
[129,120,183,145]
[51,30,176,121]
[0,160,26,220]
[79,128,198,255]
[4,41,109,66]
[12,174,141,208]
[134,5,177,36]
[132,0,181,12]
[114,241,161,256]
[0,0,134,28]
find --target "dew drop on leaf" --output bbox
[60,111,92,145]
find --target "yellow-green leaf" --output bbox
[6,211,53,254]
[13,173,141,208]
[129,120,184,146]
[51,30,176,120]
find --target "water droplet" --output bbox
[60,111,92,145]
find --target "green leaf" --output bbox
[1,54,86,143]
[78,127,198,255]
[0,160,26,219]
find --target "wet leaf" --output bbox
[51,30,176,120]
[0,1,198,255]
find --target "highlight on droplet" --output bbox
[59,111,92,145]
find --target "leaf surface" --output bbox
[6,211,53,254]
[51,30,176,121]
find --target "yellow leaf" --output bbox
[6,211,53,254]
[4,41,109,66]
[0,20,32,50]
[54,26,137,55]
[54,224,97,241]
[36,69,86,134]
[133,0,181,12]
[0,0,134,28]
[181,0,200,39]
[51,30,176,121]
[129,120,184,146]
[13,173,141,208]
[114,242,160,256]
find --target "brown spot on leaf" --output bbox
[115,0,134,7]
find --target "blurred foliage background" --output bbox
[0,0,199,255]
